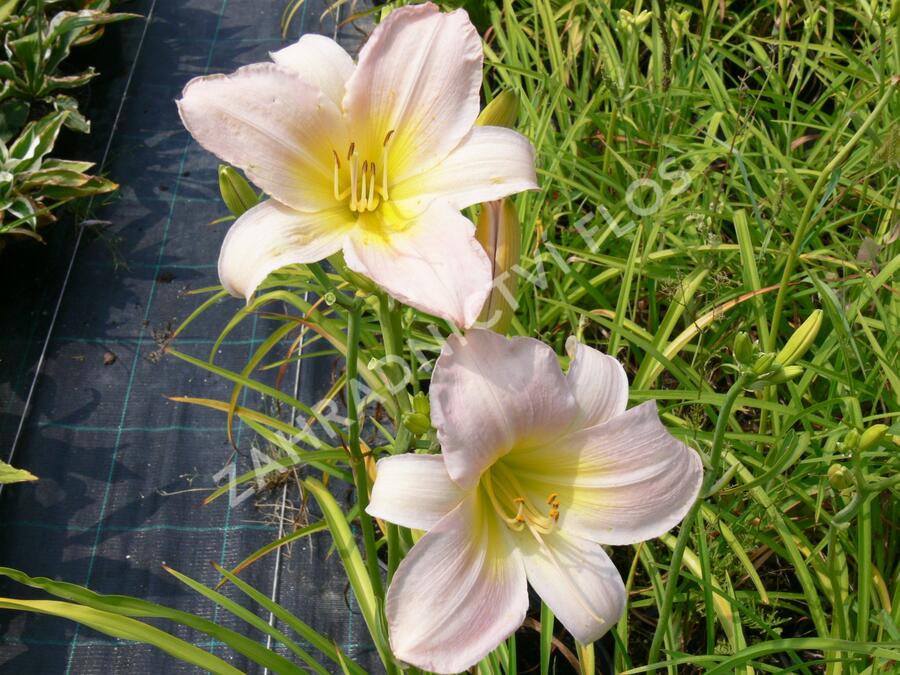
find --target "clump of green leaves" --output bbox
[0,0,136,243]
[0,110,116,237]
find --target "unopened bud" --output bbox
[858,424,889,452]
[218,165,259,216]
[412,391,430,416]
[476,90,519,129]
[843,429,860,451]
[766,365,803,384]
[777,309,823,367]
[475,199,521,334]
[827,464,853,490]
[753,352,776,375]
[401,411,432,436]
[733,331,753,364]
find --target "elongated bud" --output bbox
[858,424,889,452]
[733,331,753,364]
[766,365,803,384]
[827,464,853,490]
[842,429,860,451]
[777,309,823,367]
[476,90,519,129]
[218,165,259,216]
[475,199,521,334]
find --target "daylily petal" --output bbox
[367,454,465,531]
[343,3,482,183]
[565,336,628,427]
[386,492,528,674]
[342,201,492,329]
[218,200,352,300]
[521,531,626,645]
[178,63,345,212]
[391,126,538,214]
[430,329,579,490]
[270,34,354,108]
[505,401,703,545]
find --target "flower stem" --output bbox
[346,300,384,602]
[376,292,412,454]
[646,372,750,668]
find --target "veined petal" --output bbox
[367,454,465,531]
[342,201,492,329]
[392,126,538,214]
[386,491,527,674]
[430,329,578,490]
[565,336,628,427]
[505,401,703,545]
[343,3,482,183]
[218,200,352,300]
[178,63,345,212]
[521,530,625,645]
[271,34,354,108]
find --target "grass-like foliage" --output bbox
[2,1,897,673]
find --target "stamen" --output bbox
[349,149,359,211]
[367,162,378,211]
[332,150,341,200]
[358,160,369,210]
[546,493,559,505]
[346,142,355,161]
[381,129,394,201]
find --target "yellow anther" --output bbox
[546,493,559,505]
[346,142,355,161]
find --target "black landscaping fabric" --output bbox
[0,1,376,672]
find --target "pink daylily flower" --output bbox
[177,3,537,328]
[368,329,703,673]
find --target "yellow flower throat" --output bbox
[332,130,395,213]
[482,461,561,535]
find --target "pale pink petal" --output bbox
[218,200,352,300]
[270,34,354,107]
[367,454,465,531]
[505,401,703,545]
[391,126,537,214]
[521,531,626,644]
[342,3,482,183]
[342,201,492,329]
[565,336,628,427]
[430,330,578,490]
[178,63,346,212]
[386,492,527,674]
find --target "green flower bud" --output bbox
[218,165,259,216]
[776,309,823,367]
[475,199,521,334]
[753,352,776,376]
[858,424,889,452]
[766,365,803,384]
[412,391,430,416]
[401,411,432,436]
[843,429,860,451]
[733,331,753,364]
[827,464,853,491]
[476,90,519,129]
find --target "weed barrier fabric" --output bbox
[0,1,377,672]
